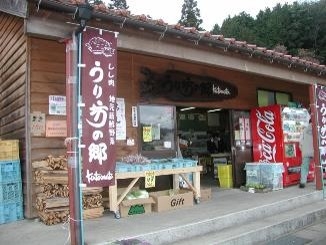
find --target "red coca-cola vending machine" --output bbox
[250,104,314,187]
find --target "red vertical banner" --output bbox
[81,28,118,187]
[315,85,326,165]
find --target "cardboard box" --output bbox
[200,187,212,201]
[149,189,193,212]
[119,197,154,218]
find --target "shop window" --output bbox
[139,105,176,158]
[257,89,291,106]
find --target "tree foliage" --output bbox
[179,0,203,30]
[212,0,326,64]
[107,0,129,9]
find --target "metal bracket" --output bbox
[224,43,231,52]
[159,25,168,41]
[194,35,202,45]
[37,0,42,12]
[120,17,127,29]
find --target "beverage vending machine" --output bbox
[250,104,314,187]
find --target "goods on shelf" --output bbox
[116,158,197,173]
[33,155,104,225]
[119,189,154,218]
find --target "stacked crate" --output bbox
[0,140,24,224]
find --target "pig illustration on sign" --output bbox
[85,37,115,57]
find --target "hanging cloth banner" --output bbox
[81,28,118,187]
[315,85,326,165]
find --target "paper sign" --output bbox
[245,118,251,140]
[46,120,67,137]
[239,117,245,140]
[116,98,126,140]
[31,112,45,136]
[145,171,155,188]
[132,106,138,127]
[49,95,66,115]
[152,124,161,140]
[143,126,152,142]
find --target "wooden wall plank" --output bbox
[0,12,28,217]
[29,37,66,169]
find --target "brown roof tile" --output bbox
[33,0,326,75]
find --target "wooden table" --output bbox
[109,165,203,218]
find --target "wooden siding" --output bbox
[29,37,66,160]
[0,12,28,214]
[0,13,26,139]
[28,37,66,217]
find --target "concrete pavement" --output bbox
[0,182,325,245]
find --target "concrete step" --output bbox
[174,200,326,245]
[126,190,324,245]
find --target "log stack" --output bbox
[82,187,104,219]
[33,155,104,225]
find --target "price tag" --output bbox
[145,171,155,188]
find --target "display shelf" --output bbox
[109,164,203,219]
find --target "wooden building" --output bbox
[1,1,326,218]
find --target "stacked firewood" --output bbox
[82,187,104,219]
[33,155,104,225]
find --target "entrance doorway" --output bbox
[177,107,231,188]
[177,107,253,189]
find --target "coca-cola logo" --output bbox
[256,109,277,162]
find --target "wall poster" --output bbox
[46,120,67,137]
[31,112,45,136]
[116,98,126,140]
[49,95,66,115]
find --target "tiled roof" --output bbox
[34,0,326,77]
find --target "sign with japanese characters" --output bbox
[31,112,45,136]
[49,95,66,115]
[116,98,126,140]
[145,171,156,188]
[315,85,326,165]
[81,28,118,187]
[46,120,67,137]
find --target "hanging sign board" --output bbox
[145,171,156,188]
[315,85,326,164]
[81,28,118,187]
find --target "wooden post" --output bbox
[309,84,322,190]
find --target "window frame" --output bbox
[138,104,177,159]
[256,88,292,107]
